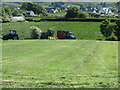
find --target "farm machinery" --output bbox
[57,31,76,39]
[2,30,19,40]
[40,30,55,39]
[40,30,76,39]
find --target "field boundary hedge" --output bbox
[25,18,118,22]
[1,18,118,23]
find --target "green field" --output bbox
[2,21,105,40]
[2,40,118,88]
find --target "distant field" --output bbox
[2,40,118,88]
[2,21,104,40]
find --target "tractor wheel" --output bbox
[13,36,18,40]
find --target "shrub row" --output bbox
[25,18,118,22]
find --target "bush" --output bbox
[65,6,89,18]
[79,12,89,18]
[89,13,100,18]
[100,19,114,39]
[65,6,79,18]
[100,19,120,41]
[114,20,120,40]
[30,26,42,39]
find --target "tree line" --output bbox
[65,6,100,18]
[21,2,47,16]
[1,6,22,22]
[1,2,48,22]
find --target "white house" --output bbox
[99,8,113,14]
[24,11,36,16]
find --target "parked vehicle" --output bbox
[57,31,76,39]
[40,30,54,39]
[40,30,76,39]
[2,30,19,40]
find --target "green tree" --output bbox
[30,26,42,39]
[89,12,100,18]
[117,1,120,18]
[21,2,33,11]
[12,10,21,16]
[1,6,12,22]
[21,2,47,16]
[80,5,86,11]
[3,6,12,16]
[114,20,120,40]
[100,19,113,40]
[65,6,79,18]
[51,2,65,9]
[79,12,89,18]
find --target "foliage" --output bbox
[89,13,100,18]
[30,26,42,39]
[1,6,23,22]
[114,20,120,40]
[51,2,65,9]
[79,12,89,18]
[80,5,86,11]
[1,6,12,22]
[100,19,114,39]
[12,9,22,16]
[65,6,92,18]
[21,2,47,16]
[3,6,12,16]
[117,1,120,8]
[100,19,120,41]
[65,6,79,18]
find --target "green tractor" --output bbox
[40,30,54,39]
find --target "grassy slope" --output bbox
[2,22,104,40]
[2,40,118,88]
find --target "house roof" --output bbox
[24,11,33,13]
[113,12,119,15]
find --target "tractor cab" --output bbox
[9,30,17,34]
[66,32,76,39]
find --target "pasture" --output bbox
[2,40,118,88]
[2,21,104,40]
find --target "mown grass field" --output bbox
[2,40,118,88]
[2,21,105,40]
